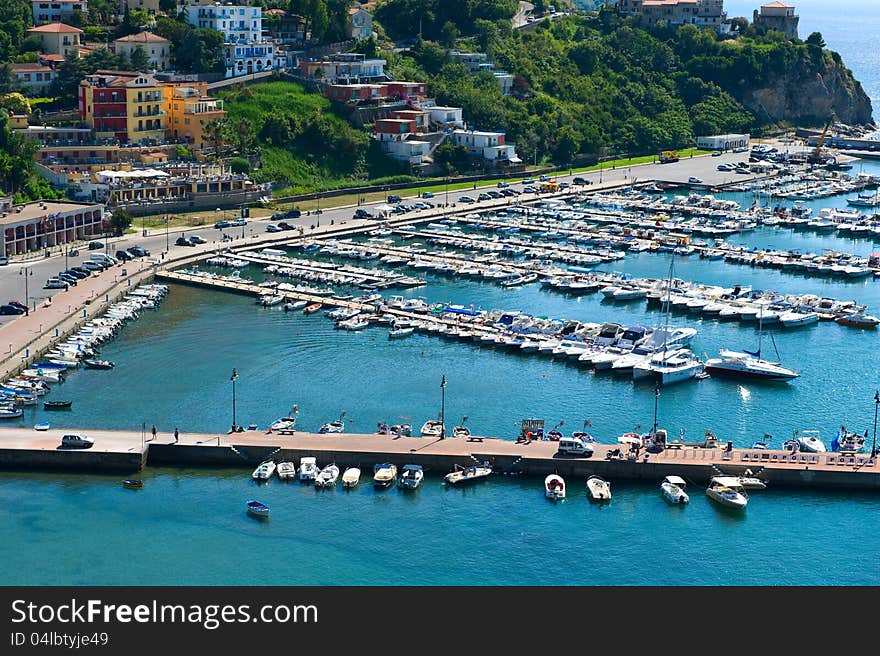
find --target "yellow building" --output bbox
[113,31,171,71]
[79,70,165,144]
[163,82,226,150]
[27,22,82,57]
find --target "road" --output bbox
[512,1,534,28]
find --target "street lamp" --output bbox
[230,368,238,432]
[872,390,879,458]
[19,266,32,316]
[439,374,447,440]
[164,215,169,252]
[652,382,660,436]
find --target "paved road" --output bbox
[512,1,535,28]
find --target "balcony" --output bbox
[133,109,167,117]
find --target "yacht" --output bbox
[420,419,444,438]
[544,474,566,500]
[835,427,866,453]
[706,477,748,510]
[315,463,340,488]
[704,349,799,381]
[398,464,424,490]
[795,429,826,453]
[660,475,689,504]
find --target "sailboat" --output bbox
[640,253,702,385]
[704,306,799,381]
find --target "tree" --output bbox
[0,92,29,115]
[130,46,151,72]
[552,126,581,166]
[806,32,826,48]
[109,209,133,236]
[201,116,227,159]
[48,52,88,107]
[229,157,250,174]
[433,142,471,175]
[440,21,459,48]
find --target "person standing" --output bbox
[151,424,157,441]
[174,427,179,443]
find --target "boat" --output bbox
[706,477,748,510]
[298,456,318,482]
[835,426,866,453]
[795,429,826,453]
[269,406,298,432]
[389,327,415,339]
[122,479,143,489]
[319,411,346,434]
[43,400,72,410]
[302,303,323,314]
[284,300,308,311]
[373,462,398,488]
[660,475,689,504]
[736,470,768,490]
[586,475,611,501]
[84,359,114,370]
[420,419,444,438]
[342,467,361,488]
[252,460,276,481]
[315,463,340,487]
[246,500,270,517]
[398,464,424,489]
[276,461,297,480]
[835,313,880,328]
[704,349,799,381]
[0,406,23,418]
[33,422,50,431]
[544,474,566,500]
[452,424,470,438]
[390,423,412,436]
[444,462,492,485]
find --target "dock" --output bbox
[0,427,877,490]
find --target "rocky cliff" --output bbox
[741,52,874,127]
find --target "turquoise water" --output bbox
[5,173,880,584]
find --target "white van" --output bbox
[557,436,594,457]
[90,253,118,265]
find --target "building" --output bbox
[264,9,308,45]
[696,133,750,150]
[113,31,171,72]
[163,82,226,149]
[178,2,276,78]
[31,0,88,25]
[449,50,515,95]
[299,53,386,84]
[451,129,521,166]
[0,199,105,256]
[26,23,83,58]
[325,83,385,104]
[753,2,799,39]
[11,63,56,96]
[347,7,373,40]
[79,70,166,144]
[123,0,161,13]
[425,106,465,130]
[617,0,731,34]
[384,81,428,102]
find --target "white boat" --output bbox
[284,300,308,311]
[836,427,866,453]
[315,463,340,487]
[779,309,819,327]
[660,475,689,504]
[736,470,768,490]
[420,419,444,438]
[319,413,346,433]
[373,462,398,488]
[704,349,799,381]
[544,474,566,500]
[398,464,424,489]
[586,475,611,502]
[259,294,284,307]
[706,477,748,510]
[298,456,318,482]
[276,461,297,480]
[269,407,298,432]
[246,500,270,517]
[252,460,276,481]
[444,463,492,485]
[342,467,361,488]
[795,429,826,453]
[0,406,24,418]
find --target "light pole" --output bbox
[873,390,879,458]
[445,177,450,209]
[164,215,169,252]
[439,374,447,440]
[19,266,32,316]
[230,368,238,432]
[652,382,660,435]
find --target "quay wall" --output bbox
[0,448,145,474]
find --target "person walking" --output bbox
[150,424,157,441]
[174,427,179,443]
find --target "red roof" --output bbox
[27,22,83,34]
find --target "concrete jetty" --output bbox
[0,427,877,490]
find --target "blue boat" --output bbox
[246,500,269,517]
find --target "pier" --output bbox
[0,427,877,490]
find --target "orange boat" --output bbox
[303,303,323,314]
[835,313,880,328]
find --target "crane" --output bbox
[809,117,835,163]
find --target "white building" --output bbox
[31,0,87,25]
[381,139,431,166]
[426,106,465,129]
[178,2,276,78]
[696,133,750,150]
[452,129,521,165]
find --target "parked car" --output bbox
[271,213,284,220]
[277,222,295,231]
[61,433,93,449]
[711,151,722,157]
[497,181,509,188]
[733,146,749,153]
[478,193,492,201]
[558,182,571,190]
[421,192,434,198]
[735,167,751,174]
[63,269,87,280]
[500,189,516,197]
[0,257,8,266]
[539,174,551,182]
[81,261,105,272]
[214,220,231,229]
[7,301,29,311]
[44,278,69,290]
[487,191,503,199]
[87,241,104,250]
[688,176,703,184]
[522,178,536,184]
[0,304,25,315]
[175,236,195,247]
[458,195,476,203]
[189,235,207,245]
[57,273,78,286]
[283,209,301,218]
[353,208,374,219]
[70,266,91,277]
[115,250,130,262]
[266,224,282,233]
[523,186,538,193]
[387,194,402,203]
[572,177,587,185]
[229,218,247,227]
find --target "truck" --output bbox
[540,180,559,193]
[659,150,679,163]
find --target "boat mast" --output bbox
[757,304,763,361]
[661,251,674,362]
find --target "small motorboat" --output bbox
[373,462,398,488]
[303,303,323,314]
[0,406,23,419]
[43,400,72,410]
[315,463,340,488]
[835,313,880,328]
[420,419,444,438]
[122,479,143,489]
[737,470,768,490]
[586,475,611,502]
[706,477,748,510]
[34,422,50,431]
[319,419,345,434]
[298,456,318,482]
[246,500,270,517]
[398,464,424,490]
[252,460,276,481]
[795,429,826,453]
[389,327,415,339]
[545,474,566,500]
[660,475,689,504]
[444,463,492,485]
[284,300,308,312]
[84,359,115,370]
[342,467,361,488]
[276,461,297,480]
